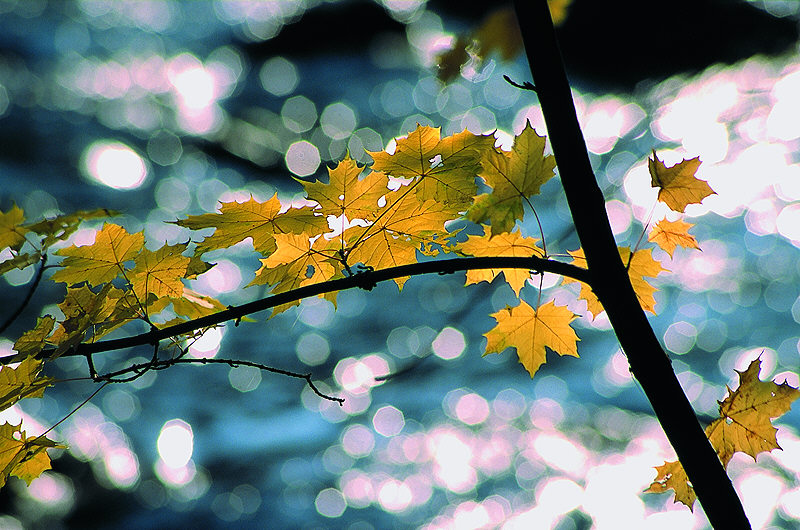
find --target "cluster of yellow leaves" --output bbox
[0,359,62,486]
[646,358,800,509]
[0,119,782,502]
[560,151,713,320]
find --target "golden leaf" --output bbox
[51,223,143,286]
[648,218,700,257]
[467,121,556,235]
[648,151,715,213]
[706,358,800,466]
[484,300,579,377]
[456,226,543,295]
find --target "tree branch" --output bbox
[7,255,589,363]
[513,1,750,527]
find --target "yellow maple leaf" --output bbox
[51,223,143,286]
[0,204,28,251]
[12,316,55,357]
[648,151,715,213]
[645,460,697,510]
[174,194,328,256]
[706,358,800,467]
[346,196,454,287]
[301,154,388,222]
[484,300,579,377]
[0,358,54,413]
[564,247,667,318]
[648,218,700,257]
[251,233,339,291]
[0,422,64,488]
[467,121,556,235]
[368,125,492,212]
[0,252,41,276]
[128,244,191,301]
[171,288,228,320]
[456,226,543,295]
[646,358,799,510]
[27,208,117,249]
[48,284,116,357]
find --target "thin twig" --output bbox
[0,253,47,334]
[37,381,110,440]
[503,74,537,92]
[98,357,344,404]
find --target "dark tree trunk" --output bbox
[513,1,751,527]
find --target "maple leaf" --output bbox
[51,223,143,286]
[12,316,55,357]
[648,151,715,213]
[564,247,666,318]
[0,358,54,413]
[0,252,41,276]
[456,227,543,295]
[251,233,339,292]
[48,284,116,357]
[27,208,118,249]
[128,243,191,302]
[0,422,64,488]
[645,460,696,510]
[346,196,454,287]
[484,300,579,377]
[706,358,800,467]
[174,195,328,256]
[171,288,228,320]
[301,154,388,222]
[368,125,493,212]
[648,218,700,257]
[467,121,556,235]
[0,204,28,251]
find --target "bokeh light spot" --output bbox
[157,419,193,468]
[432,327,466,360]
[285,140,321,177]
[259,56,298,96]
[315,488,346,518]
[372,405,404,437]
[82,141,147,189]
[321,102,357,140]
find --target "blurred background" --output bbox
[0,0,799,528]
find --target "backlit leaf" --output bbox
[645,460,696,510]
[648,218,700,257]
[484,300,579,377]
[0,422,63,488]
[0,358,54,413]
[301,154,388,222]
[12,316,55,357]
[706,358,800,466]
[467,121,556,235]
[174,195,328,256]
[51,223,143,286]
[456,226,543,295]
[368,125,492,212]
[564,247,666,317]
[129,243,191,301]
[648,151,715,213]
[0,204,28,251]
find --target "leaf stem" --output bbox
[0,253,47,334]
